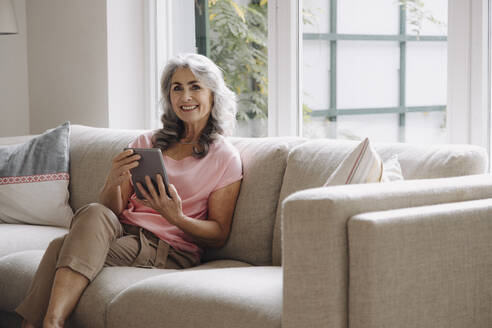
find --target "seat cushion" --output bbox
[71,267,176,328]
[0,249,176,328]
[72,260,251,328]
[0,224,67,258]
[0,250,44,311]
[0,248,252,327]
[107,266,282,328]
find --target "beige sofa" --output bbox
[1,124,491,328]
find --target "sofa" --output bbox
[0,124,491,328]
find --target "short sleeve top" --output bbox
[119,131,242,260]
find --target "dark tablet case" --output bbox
[126,148,171,199]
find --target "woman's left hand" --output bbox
[135,174,183,225]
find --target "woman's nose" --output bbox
[182,90,192,101]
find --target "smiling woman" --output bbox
[169,67,214,140]
[15,53,243,328]
[154,53,237,158]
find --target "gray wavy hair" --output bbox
[152,53,237,158]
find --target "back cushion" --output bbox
[271,139,488,265]
[69,125,142,211]
[203,137,305,266]
[70,126,303,266]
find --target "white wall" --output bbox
[26,0,109,134]
[0,0,29,137]
[0,0,149,136]
[107,0,146,130]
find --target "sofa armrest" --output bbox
[281,174,492,328]
[348,199,492,328]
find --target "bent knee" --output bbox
[46,235,67,253]
[71,203,121,232]
[75,203,116,220]
[83,202,114,214]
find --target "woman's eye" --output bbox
[173,86,182,91]
[191,85,201,90]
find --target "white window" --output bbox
[301,0,448,143]
[149,0,490,157]
[271,0,489,155]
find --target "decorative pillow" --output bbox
[324,137,403,186]
[0,122,73,227]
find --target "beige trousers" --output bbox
[15,203,199,327]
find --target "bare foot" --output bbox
[42,315,64,328]
[21,319,35,328]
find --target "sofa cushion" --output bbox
[71,267,176,328]
[107,266,282,328]
[0,122,73,227]
[272,138,488,265]
[0,248,252,327]
[203,137,304,266]
[69,125,143,211]
[372,142,488,179]
[0,250,43,311]
[0,224,67,258]
[73,260,251,328]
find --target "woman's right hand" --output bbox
[105,149,140,189]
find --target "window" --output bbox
[302,0,448,143]
[150,0,489,156]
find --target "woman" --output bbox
[16,53,242,328]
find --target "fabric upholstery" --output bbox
[0,122,73,227]
[272,138,488,265]
[0,135,37,146]
[0,251,43,311]
[74,258,252,328]
[74,261,253,328]
[348,199,492,328]
[68,125,143,212]
[107,267,282,328]
[372,142,488,179]
[0,224,67,258]
[71,267,176,328]
[203,137,304,266]
[282,174,492,328]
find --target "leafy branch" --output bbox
[209,0,268,121]
[398,0,446,36]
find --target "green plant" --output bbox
[208,0,268,121]
[398,0,446,36]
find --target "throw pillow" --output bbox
[324,137,403,186]
[0,122,73,227]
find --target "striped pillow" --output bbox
[324,138,403,186]
[0,122,73,227]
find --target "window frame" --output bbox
[268,0,302,137]
[147,0,490,157]
[447,0,490,154]
[274,0,490,153]
[301,1,448,143]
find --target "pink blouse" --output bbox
[119,131,242,260]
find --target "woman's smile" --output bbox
[180,104,199,112]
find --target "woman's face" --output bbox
[169,67,214,128]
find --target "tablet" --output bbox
[125,148,171,199]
